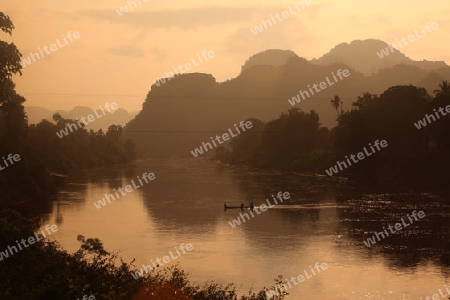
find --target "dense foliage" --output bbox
[216,84,450,189]
[0,209,282,300]
[215,111,332,171]
[0,13,136,206]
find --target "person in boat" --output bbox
[224,203,227,210]
[250,202,254,211]
[240,203,244,210]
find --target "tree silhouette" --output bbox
[352,92,377,111]
[330,95,342,117]
[434,80,450,98]
[0,12,26,151]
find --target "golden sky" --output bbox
[3,0,450,111]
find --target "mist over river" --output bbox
[42,157,450,299]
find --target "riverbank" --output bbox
[0,209,275,299]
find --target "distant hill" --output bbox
[241,49,298,73]
[25,106,54,125]
[311,39,448,75]
[25,106,137,131]
[123,40,450,156]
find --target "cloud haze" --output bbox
[3,0,449,111]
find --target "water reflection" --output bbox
[61,157,450,271]
[47,157,450,299]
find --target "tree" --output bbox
[433,80,450,98]
[352,92,377,111]
[433,80,450,108]
[0,12,26,151]
[0,12,22,103]
[330,95,342,117]
[0,13,22,77]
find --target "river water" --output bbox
[42,157,450,299]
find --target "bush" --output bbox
[0,209,282,300]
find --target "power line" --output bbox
[124,129,330,133]
[125,130,259,133]
[20,92,357,102]
[22,93,143,97]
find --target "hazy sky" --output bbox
[3,0,450,111]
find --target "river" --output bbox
[42,157,450,299]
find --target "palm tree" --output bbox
[330,95,342,117]
[434,80,450,97]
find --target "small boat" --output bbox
[224,202,254,211]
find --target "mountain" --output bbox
[25,106,137,131]
[312,39,447,75]
[241,49,298,73]
[124,41,450,156]
[25,106,54,125]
